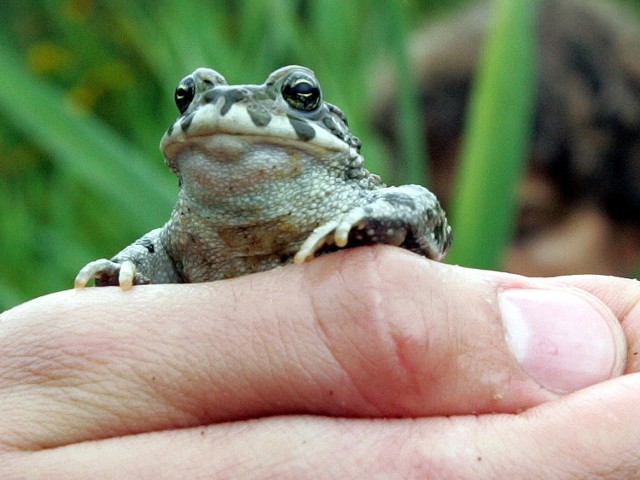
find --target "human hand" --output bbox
[1,246,638,478]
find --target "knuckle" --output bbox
[313,246,452,413]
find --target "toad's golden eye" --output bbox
[175,76,196,115]
[282,73,321,112]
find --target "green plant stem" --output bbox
[447,0,536,269]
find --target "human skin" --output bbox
[0,245,639,478]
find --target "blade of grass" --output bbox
[447,0,536,269]
[376,1,428,187]
[0,43,175,231]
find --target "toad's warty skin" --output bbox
[75,66,451,288]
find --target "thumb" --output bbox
[0,246,628,451]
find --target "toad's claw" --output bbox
[294,208,370,264]
[333,207,368,247]
[294,220,340,264]
[74,259,137,289]
[75,259,112,288]
[117,260,136,289]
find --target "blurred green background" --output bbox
[1,0,639,312]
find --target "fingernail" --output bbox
[499,288,625,394]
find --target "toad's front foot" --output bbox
[294,185,452,264]
[293,207,406,264]
[74,259,147,289]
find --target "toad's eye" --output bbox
[282,73,321,112]
[175,76,196,114]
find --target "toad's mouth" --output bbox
[161,131,349,163]
[160,103,349,155]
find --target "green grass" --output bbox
[447,0,536,268]
[0,0,528,311]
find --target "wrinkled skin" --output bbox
[3,246,640,478]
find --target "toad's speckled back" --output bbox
[75,66,451,288]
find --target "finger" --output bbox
[4,373,640,479]
[0,246,628,450]
[464,271,640,373]
[545,274,640,373]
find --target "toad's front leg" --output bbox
[74,228,181,288]
[294,185,452,264]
